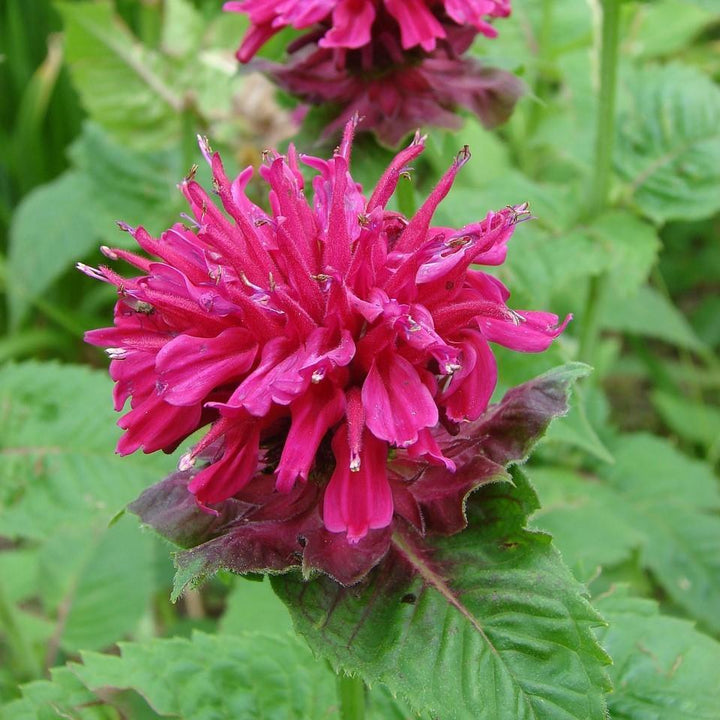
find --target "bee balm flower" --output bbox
[226,0,521,145]
[225,0,512,61]
[83,118,568,580]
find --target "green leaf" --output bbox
[531,434,720,631]
[0,361,173,540]
[615,63,720,224]
[530,468,644,582]
[7,123,183,328]
[436,171,578,233]
[0,362,168,655]
[67,123,183,231]
[596,588,720,720]
[55,0,270,153]
[273,469,611,720]
[601,285,706,353]
[56,0,184,150]
[652,390,720,456]
[0,666,115,720]
[367,686,426,720]
[626,0,717,60]
[589,212,660,295]
[219,577,293,637]
[7,170,114,329]
[160,0,204,57]
[38,515,154,653]
[424,121,511,187]
[72,632,339,719]
[543,392,615,465]
[507,210,659,308]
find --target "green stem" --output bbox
[587,0,622,217]
[579,0,622,363]
[337,673,366,720]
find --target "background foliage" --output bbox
[1,0,719,717]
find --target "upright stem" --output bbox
[579,0,622,362]
[587,0,622,218]
[337,673,366,720]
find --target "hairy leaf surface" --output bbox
[274,470,611,720]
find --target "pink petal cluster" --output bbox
[225,0,521,144]
[226,0,511,61]
[83,119,568,547]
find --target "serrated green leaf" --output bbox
[56,1,183,150]
[0,666,116,720]
[616,63,720,224]
[532,434,720,631]
[72,632,339,719]
[367,685,427,720]
[596,588,720,720]
[273,470,611,720]
[0,362,167,655]
[0,362,174,539]
[601,285,706,352]
[56,0,269,152]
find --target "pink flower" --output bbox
[264,29,523,145]
[83,119,568,556]
[225,0,512,61]
[229,1,521,146]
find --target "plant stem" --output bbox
[579,0,622,363]
[587,0,622,218]
[337,673,366,720]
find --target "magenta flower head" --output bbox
[225,0,522,145]
[225,0,512,62]
[82,118,569,584]
[267,29,522,146]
